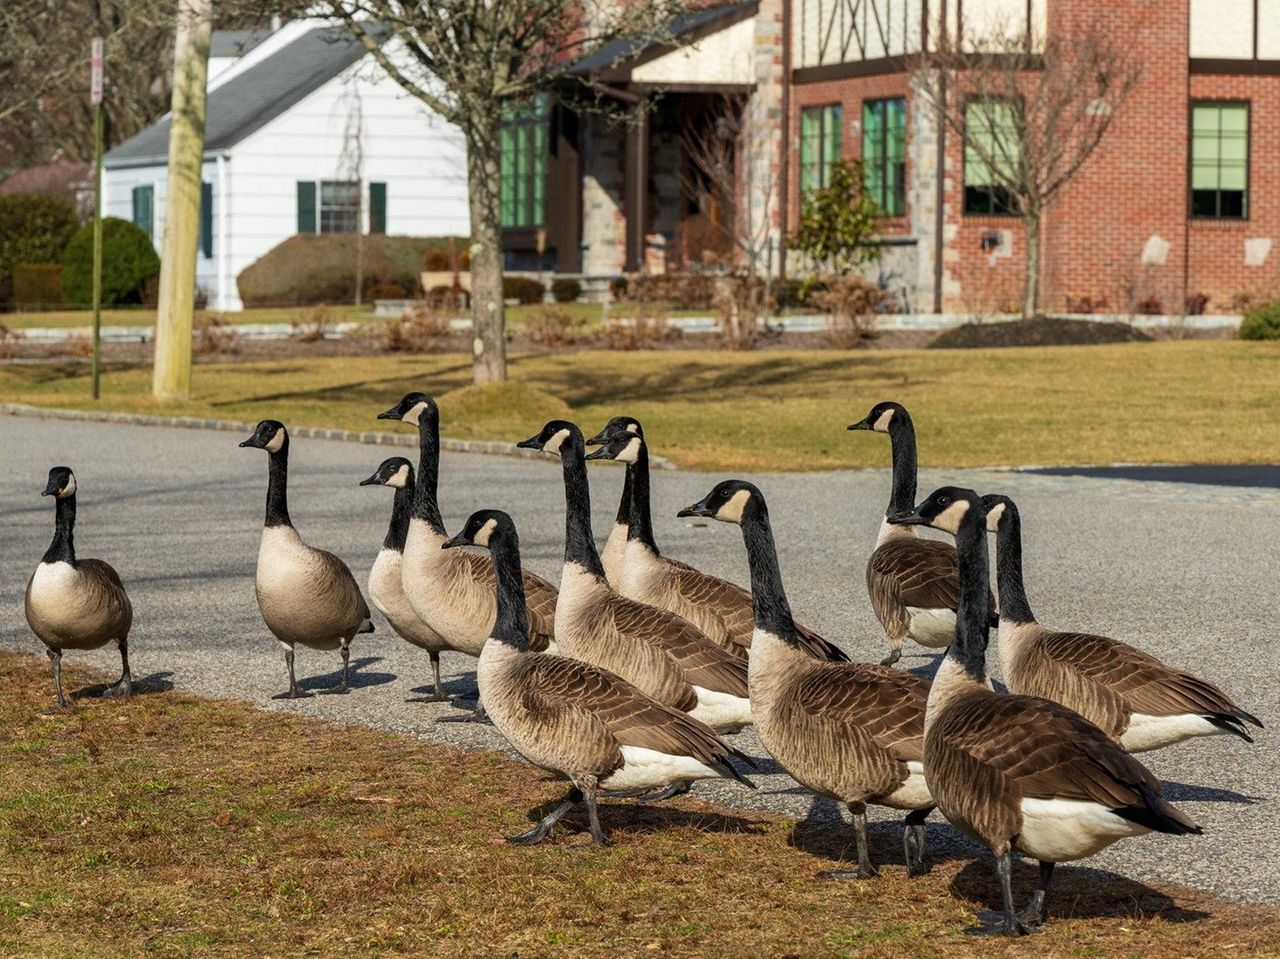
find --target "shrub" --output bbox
[238,234,467,306]
[12,263,64,308]
[1239,302,1280,340]
[617,273,713,309]
[367,282,407,301]
[291,303,335,342]
[424,249,450,271]
[193,312,242,355]
[61,217,159,307]
[374,303,454,352]
[0,193,79,308]
[593,303,678,350]
[551,277,582,303]
[789,160,883,273]
[523,305,584,348]
[1185,291,1210,316]
[0,323,22,359]
[426,284,467,309]
[1134,295,1163,316]
[711,275,773,351]
[503,276,545,305]
[811,275,885,348]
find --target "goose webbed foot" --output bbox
[967,850,1034,936]
[320,643,352,694]
[581,781,608,847]
[506,787,582,846]
[277,646,311,699]
[426,652,449,702]
[102,675,133,699]
[820,805,880,879]
[635,780,693,803]
[438,700,490,724]
[903,807,931,876]
[879,647,902,667]
[818,866,880,880]
[1017,861,1054,929]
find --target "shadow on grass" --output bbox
[787,798,964,874]
[71,670,175,699]
[515,789,769,843]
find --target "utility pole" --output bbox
[90,37,104,399]
[152,0,212,402]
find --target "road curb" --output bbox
[0,402,678,469]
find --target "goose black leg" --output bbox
[1019,861,1054,928]
[103,637,133,699]
[581,780,607,847]
[970,850,1031,936]
[880,641,902,668]
[820,803,880,879]
[322,640,352,695]
[428,651,448,702]
[507,787,582,845]
[46,647,68,711]
[283,646,303,699]
[903,806,932,876]
[632,780,693,803]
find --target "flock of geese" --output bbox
[24,396,1263,937]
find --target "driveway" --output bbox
[2,415,1275,905]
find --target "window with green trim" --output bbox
[800,104,842,195]
[319,180,360,233]
[131,185,154,240]
[963,100,1019,215]
[500,95,549,229]
[862,98,906,216]
[1191,102,1248,219]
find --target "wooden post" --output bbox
[152,0,212,402]
[90,38,105,400]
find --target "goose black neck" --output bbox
[488,526,531,650]
[384,481,414,552]
[43,494,77,564]
[950,511,991,683]
[559,433,606,579]
[993,504,1035,624]
[886,417,919,518]
[264,445,292,528]
[614,455,632,528]
[624,441,658,552]
[739,501,802,644]
[412,413,445,533]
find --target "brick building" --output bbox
[506,1,1280,314]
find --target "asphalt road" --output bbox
[3,415,1277,906]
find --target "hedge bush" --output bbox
[61,217,159,307]
[1239,301,1280,340]
[614,273,714,309]
[503,276,545,304]
[551,277,582,303]
[12,263,64,308]
[0,193,79,309]
[237,234,467,306]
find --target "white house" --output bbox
[104,20,469,311]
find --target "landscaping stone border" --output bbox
[0,402,676,469]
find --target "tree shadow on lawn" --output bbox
[207,360,474,410]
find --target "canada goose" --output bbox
[240,420,374,698]
[377,393,558,668]
[678,480,934,878]
[517,420,752,730]
[584,415,643,588]
[587,421,849,664]
[25,467,133,709]
[360,457,454,702]
[893,486,1201,936]
[443,508,755,846]
[849,401,996,666]
[983,493,1261,753]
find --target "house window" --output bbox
[199,182,213,258]
[963,100,1020,215]
[131,185,154,240]
[863,98,906,216]
[319,180,361,233]
[500,95,549,229]
[1191,102,1248,219]
[800,104,842,194]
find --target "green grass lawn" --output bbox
[3,651,1276,958]
[1,341,1277,471]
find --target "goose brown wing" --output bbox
[605,596,749,697]
[78,559,133,638]
[793,664,927,762]
[1037,630,1253,722]
[312,547,371,627]
[519,655,741,767]
[868,538,997,625]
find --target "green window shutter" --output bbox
[132,185,153,240]
[296,181,316,234]
[200,181,213,258]
[369,182,387,234]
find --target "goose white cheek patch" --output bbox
[933,500,970,534]
[61,475,77,497]
[404,402,428,425]
[264,431,285,453]
[473,518,498,547]
[387,465,410,488]
[615,437,642,463]
[985,502,1006,532]
[542,429,571,454]
[716,489,752,524]
[873,409,895,432]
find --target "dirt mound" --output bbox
[437,381,572,439]
[929,315,1153,349]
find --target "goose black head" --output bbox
[42,466,76,498]
[848,400,910,435]
[584,428,645,464]
[585,415,644,446]
[677,479,760,526]
[981,493,1016,533]
[516,419,579,455]
[377,391,437,426]
[360,456,414,489]
[442,509,513,551]
[890,486,980,535]
[239,420,288,454]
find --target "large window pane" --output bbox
[963,100,1020,215]
[319,180,360,234]
[862,97,906,216]
[800,104,842,195]
[500,94,550,228]
[1191,102,1249,219]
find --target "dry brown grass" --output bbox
[1,651,1276,958]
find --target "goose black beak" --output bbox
[847,417,872,431]
[584,428,609,445]
[238,435,264,449]
[441,532,469,549]
[888,507,927,527]
[376,407,401,421]
[358,473,382,487]
[40,482,58,496]
[515,435,543,450]
[583,446,612,461]
[677,498,714,519]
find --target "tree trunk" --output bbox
[1022,209,1041,320]
[152,0,212,402]
[465,116,507,385]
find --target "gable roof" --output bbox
[565,2,756,78]
[209,27,273,59]
[105,24,387,169]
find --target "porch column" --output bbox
[624,98,649,272]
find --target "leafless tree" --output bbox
[337,74,366,306]
[915,15,1140,318]
[327,0,689,384]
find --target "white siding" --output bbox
[1190,0,1255,59]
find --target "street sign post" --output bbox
[91,38,104,400]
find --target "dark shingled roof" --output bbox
[105,24,387,169]
[565,2,755,75]
[209,27,273,59]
